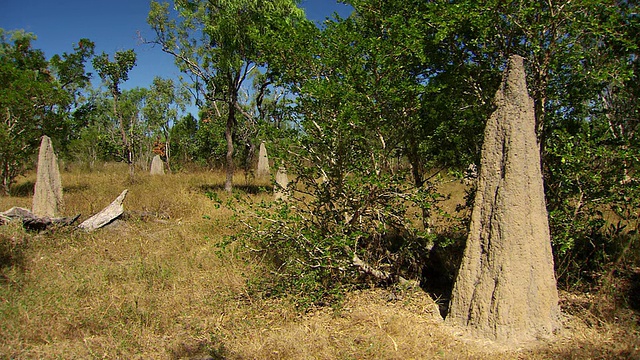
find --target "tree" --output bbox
[118,87,149,170]
[226,0,640,312]
[48,38,95,156]
[67,89,124,168]
[543,3,640,287]
[228,2,453,304]
[146,0,306,191]
[170,113,199,165]
[0,29,69,195]
[143,77,188,171]
[92,49,137,177]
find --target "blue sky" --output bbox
[0,0,352,114]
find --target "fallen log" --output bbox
[352,253,419,288]
[78,189,128,232]
[0,207,81,231]
[1,189,128,232]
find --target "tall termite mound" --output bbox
[150,155,165,175]
[446,55,559,343]
[256,141,270,178]
[32,135,64,218]
[274,166,288,201]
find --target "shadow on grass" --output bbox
[421,232,467,319]
[629,271,640,312]
[64,183,90,193]
[10,182,90,196]
[0,231,28,284]
[535,338,640,359]
[198,183,273,195]
[10,181,34,197]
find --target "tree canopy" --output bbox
[0,30,89,194]
[147,0,309,191]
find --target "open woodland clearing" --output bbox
[0,164,638,359]
[2,0,640,357]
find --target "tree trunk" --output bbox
[245,141,257,183]
[2,173,10,196]
[113,89,134,179]
[2,161,11,195]
[224,98,236,193]
[446,55,559,344]
[127,113,135,179]
[128,151,134,178]
[533,48,551,163]
[406,136,423,188]
[165,136,172,173]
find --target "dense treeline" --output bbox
[0,29,231,188]
[1,0,638,302]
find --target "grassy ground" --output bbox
[1,163,638,359]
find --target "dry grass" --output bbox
[0,164,638,359]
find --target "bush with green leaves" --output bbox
[230,153,442,307]
[546,113,640,289]
[222,0,640,306]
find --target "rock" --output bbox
[446,55,559,344]
[274,166,289,201]
[78,190,128,231]
[32,135,64,218]
[256,142,270,178]
[150,155,165,175]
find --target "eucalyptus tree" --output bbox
[170,113,199,165]
[118,87,149,170]
[143,77,188,171]
[92,49,137,177]
[147,0,307,191]
[67,89,121,167]
[48,38,95,155]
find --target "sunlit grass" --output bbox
[0,165,254,358]
[0,163,637,358]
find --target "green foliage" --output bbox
[231,164,442,307]
[545,91,640,288]
[92,50,136,96]
[193,116,228,168]
[406,0,640,288]
[147,0,309,190]
[67,90,125,166]
[143,77,189,169]
[48,38,96,156]
[0,29,72,195]
[92,49,138,175]
[66,76,191,171]
[227,0,640,300]
[170,113,199,165]
[229,4,453,305]
[119,87,151,167]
